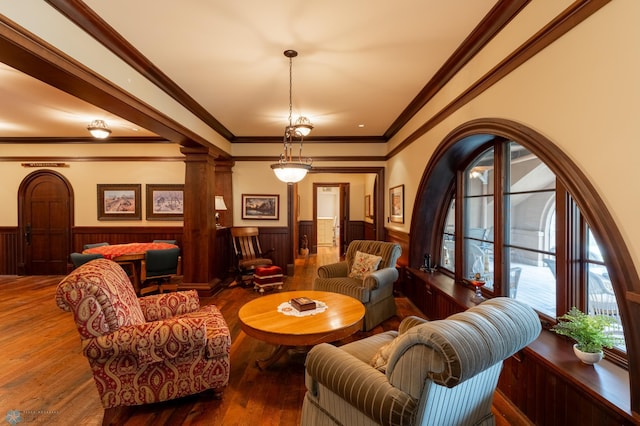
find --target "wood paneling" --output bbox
[253,226,290,273]
[298,220,314,253]
[386,228,410,268]
[72,226,184,252]
[0,227,18,274]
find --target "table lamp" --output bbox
[214,195,227,227]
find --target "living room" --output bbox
[1,1,640,424]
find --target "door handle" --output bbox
[24,224,31,245]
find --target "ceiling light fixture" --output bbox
[271,49,313,184]
[87,119,112,139]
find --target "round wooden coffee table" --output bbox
[238,290,365,369]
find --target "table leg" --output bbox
[256,345,290,370]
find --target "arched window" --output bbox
[411,119,636,368]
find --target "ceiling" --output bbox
[0,0,501,144]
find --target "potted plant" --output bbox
[551,307,623,364]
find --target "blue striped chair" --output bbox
[301,297,541,426]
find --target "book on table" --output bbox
[290,297,316,311]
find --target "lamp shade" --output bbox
[271,163,311,184]
[214,195,227,211]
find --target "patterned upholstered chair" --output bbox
[56,258,231,409]
[313,240,402,331]
[301,297,541,426]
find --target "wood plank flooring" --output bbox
[0,247,530,425]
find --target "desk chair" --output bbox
[230,227,275,286]
[70,252,104,268]
[139,247,182,296]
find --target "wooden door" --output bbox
[19,171,73,275]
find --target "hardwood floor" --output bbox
[0,247,530,425]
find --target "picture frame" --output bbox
[242,194,279,220]
[389,184,404,223]
[146,184,184,220]
[365,194,371,218]
[97,184,141,221]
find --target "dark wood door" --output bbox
[19,171,72,275]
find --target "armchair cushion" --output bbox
[349,251,383,279]
[138,290,201,321]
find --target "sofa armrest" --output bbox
[362,267,399,290]
[138,290,201,321]
[398,315,428,335]
[82,316,207,365]
[317,261,349,278]
[305,343,416,425]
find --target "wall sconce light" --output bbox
[87,119,112,139]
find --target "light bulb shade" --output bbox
[214,195,227,210]
[294,116,313,137]
[271,162,312,184]
[87,119,112,139]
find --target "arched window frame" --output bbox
[410,118,640,405]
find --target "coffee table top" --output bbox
[238,290,365,347]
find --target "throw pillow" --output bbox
[370,337,400,373]
[349,251,383,279]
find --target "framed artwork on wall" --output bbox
[389,184,404,224]
[146,184,184,220]
[97,184,141,221]
[241,194,279,220]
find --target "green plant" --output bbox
[551,307,623,353]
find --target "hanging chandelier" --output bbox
[270,49,313,184]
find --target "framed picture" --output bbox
[146,184,184,220]
[242,194,279,220]
[365,194,371,218]
[97,184,141,221]
[389,185,404,223]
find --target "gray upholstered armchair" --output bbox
[313,240,402,331]
[301,297,541,426]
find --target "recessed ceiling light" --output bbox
[358,124,365,128]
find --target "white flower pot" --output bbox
[573,344,603,365]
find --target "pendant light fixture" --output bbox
[271,49,313,184]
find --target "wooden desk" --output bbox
[238,290,364,369]
[83,242,178,293]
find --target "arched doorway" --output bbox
[18,170,74,275]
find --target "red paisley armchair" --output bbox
[56,258,231,409]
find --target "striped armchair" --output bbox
[313,240,402,331]
[301,297,541,426]
[56,258,231,409]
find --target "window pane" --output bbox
[587,228,624,351]
[508,248,556,318]
[467,149,494,197]
[441,199,455,270]
[508,193,555,252]
[509,144,555,191]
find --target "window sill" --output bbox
[405,268,633,421]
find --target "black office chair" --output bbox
[70,252,104,268]
[139,247,182,295]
